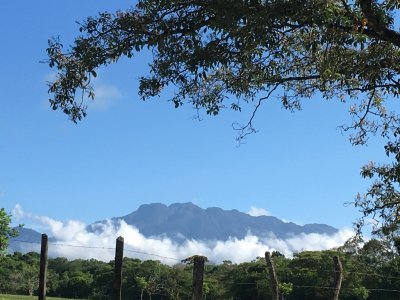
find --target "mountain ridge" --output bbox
[9,202,338,253]
[99,202,337,241]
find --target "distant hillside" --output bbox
[8,227,42,253]
[90,202,337,241]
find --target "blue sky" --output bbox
[0,0,388,232]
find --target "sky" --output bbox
[0,1,392,261]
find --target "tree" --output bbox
[133,260,170,299]
[66,271,93,298]
[46,0,400,238]
[135,276,148,300]
[19,265,39,296]
[0,208,19,254]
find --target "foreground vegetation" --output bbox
[0,295,81,300]
[1,239,400,299]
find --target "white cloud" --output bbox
[13,206,354,264]
[248,206,272,217]
[12,204,24,220]
[86,83,122,110]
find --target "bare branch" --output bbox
[233,84,280,143]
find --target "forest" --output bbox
[1,239,399,300]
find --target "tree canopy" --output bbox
[46,0,400,239]
[2,244,400,299]
[0,208,18,255]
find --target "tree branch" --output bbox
[360,0,400,47]
[233,83,280,143]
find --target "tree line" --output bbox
[1,238,400,300]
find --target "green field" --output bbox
[0,295,85,300]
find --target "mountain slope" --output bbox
[8,227,43,253]
[102,202,337,241]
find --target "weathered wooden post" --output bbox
[112,236,124,300]
[331,255,343,300]
[182,255,208,300]
[265,251,279,300]
[38,233,48,300]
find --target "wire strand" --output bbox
[11,239,181,261]
[9,240,400,280]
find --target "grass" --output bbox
[0,295,85,300]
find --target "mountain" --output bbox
[8,227,58,254]
[9,202,338,254]
[8,227,43,253]
[90,202,337,241]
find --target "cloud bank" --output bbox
[12,204,353,265]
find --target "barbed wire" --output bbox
[11,239,42,245]
[124,248,181,261]
[276,266,400,280]
[208,280,400,293]
[5,242,400,295]
[11,239,181,261]
[12,239,114,250]
[291,285,400,293]
[9,239,400,280]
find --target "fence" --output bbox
[36,234,209,300]
[31,233,348,300]
[7,234,400,300]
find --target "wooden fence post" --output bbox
[331,255,343,300]
[38,233,48,300]
[265,251,279,300]
[192,256,207,300]
[182,255,208,300]
[112,236,124,300]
